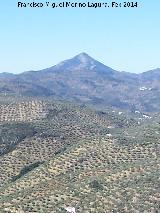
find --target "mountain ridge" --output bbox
[1,52,159,75]
[0,52,160,112]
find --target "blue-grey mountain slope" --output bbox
[0,53,160,112]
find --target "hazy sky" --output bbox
[0,0,160,73]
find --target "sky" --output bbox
[0,0,160,73]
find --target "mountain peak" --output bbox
[74,52,94,64]
[75,52,91,58]
[54,52,97,71]
[51,52,115,75]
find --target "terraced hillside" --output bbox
[0,99,134,186]
[0,99,159,212]
[0,100,47,122]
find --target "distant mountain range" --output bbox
[0,52,160,112]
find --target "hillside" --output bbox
[0,53,160,112]
[0,99,159,212]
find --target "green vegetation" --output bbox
[0,123,37,156]
[0,98,159,212]
[11,161,44,182]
